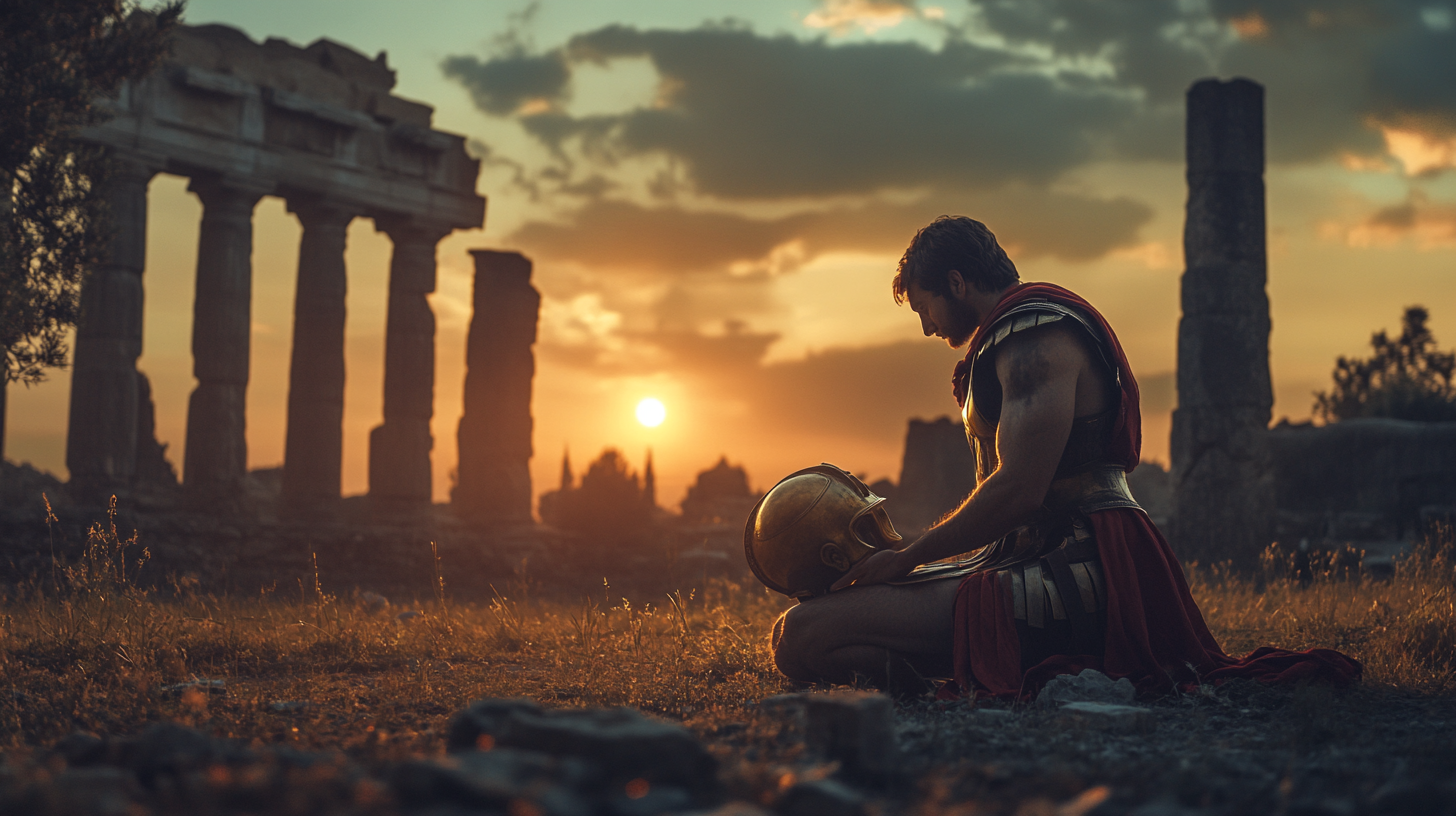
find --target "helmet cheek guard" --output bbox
[743,463,903,598]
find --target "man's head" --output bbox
[892,216,1020,347]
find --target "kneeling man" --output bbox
[770,216,1360,698]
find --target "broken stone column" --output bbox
[452,250,540,525]
[183,176,267,499]
[369,219,450,516]
[281,198,354,516]
[66,157,157,502]
[1171,78,1274,570]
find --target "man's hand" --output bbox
[830,547,914,592]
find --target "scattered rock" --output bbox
[703,802,771,816]
[609,782,696,816]
[1286,797,1358,816]
[803,692,898,778]
[51,731,106,767]
[759,693,806,712]
[395,610,422,624]
[52,767,142,816]
[269,700,310,713]
[390,748,594,816]
[159,677,226,698]
[446,698,720,799]
[776,779,867,816]
[1127,799,1198,816]
[1368,779,1456,816]
[128,722,252,788]
[359,590,390,612]
[1036,669,1135,709]
[1058,702,1154,732]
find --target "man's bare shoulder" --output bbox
[992,321,1091,400]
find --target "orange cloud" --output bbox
[803,0,917,34]
[1337,193,1456,249]
[1381,125,1456,176]
[1230,10,1269,39]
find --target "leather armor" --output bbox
[957,299,1142,649]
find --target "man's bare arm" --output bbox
[831,324,1087,589]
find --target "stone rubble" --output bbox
[1036,668,1137,709]
[3,685,1453,815]
[801,692,899,780]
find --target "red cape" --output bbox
[943,283,1361,698]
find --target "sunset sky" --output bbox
[7,0,1456,512]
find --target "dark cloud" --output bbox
[509,189,1151,275]
[446,2,1456,203]
[451,23,1133,199]
[983,0,1456,160]
[441,51,569,117]
[1347,191,1456,246]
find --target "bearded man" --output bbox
[770,216,1360,698]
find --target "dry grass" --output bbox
[1,503,1453,757]
[0,500,796,755]
[1187,525,1456,692]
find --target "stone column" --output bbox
[1171,78,1274,570]
[281,199,354,516]
[66,157,157,502]
[452,250,540,524]
[369,218,450,516]
[183,176,267,499]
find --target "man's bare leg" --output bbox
[771,578,960,694]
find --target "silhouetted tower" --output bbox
[560,447,574,491]
[1171,78,1274,570]
[643,449,657,508]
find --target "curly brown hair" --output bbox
[892,216,1019,304]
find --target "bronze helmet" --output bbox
[743,463,902,598]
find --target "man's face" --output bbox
[906,279,979,348]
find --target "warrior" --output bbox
[764,216,1360,698]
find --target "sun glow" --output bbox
[636,397,666,427]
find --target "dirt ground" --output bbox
[4,676,1454,815]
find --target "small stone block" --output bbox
[776,779,867,816]
[802,692,897,777]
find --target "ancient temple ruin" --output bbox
[69,24,486,515]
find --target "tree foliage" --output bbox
[0,0,182,385]
[1314,306,1456,423]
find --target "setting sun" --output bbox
[635,397,666,427]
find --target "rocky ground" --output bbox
[3,671,1453,816]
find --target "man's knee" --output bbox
[771,604,821,682]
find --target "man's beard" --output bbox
[942,300,980,348]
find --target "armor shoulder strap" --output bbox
[973,300,1119,386]
[967,300,1121,428]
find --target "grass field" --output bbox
[1,501,1452,761]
